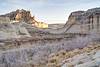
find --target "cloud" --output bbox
[5,0,47,4]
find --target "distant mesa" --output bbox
[0,9,48,28]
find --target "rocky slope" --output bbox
[47,42,100,67]
[0,22,31,40]
[0,7,100,67]
[0,36,91,67]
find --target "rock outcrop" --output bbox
[0,9,33,23]
[64,7,100,33]
[0,9,48,28]
[0,7,100,67]
[0,17,10,23]
[0,22,31,40]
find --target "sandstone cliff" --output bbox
[0,9,33,23]
[0,9,48,28]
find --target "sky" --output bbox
[0,0,100,24]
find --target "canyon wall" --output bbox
[0,8,100,67]
[65,8,100,33]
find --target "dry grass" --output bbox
[47,43,100,66]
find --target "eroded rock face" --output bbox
[0,22,31,40]
[68,11,84,24]
[0,9,32,23]
[0,17,10,23]
[0,9,48,28]
[64,7,100,33]
[0,7,100,67]
[0,35,93,67]
[67,8,100,24]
